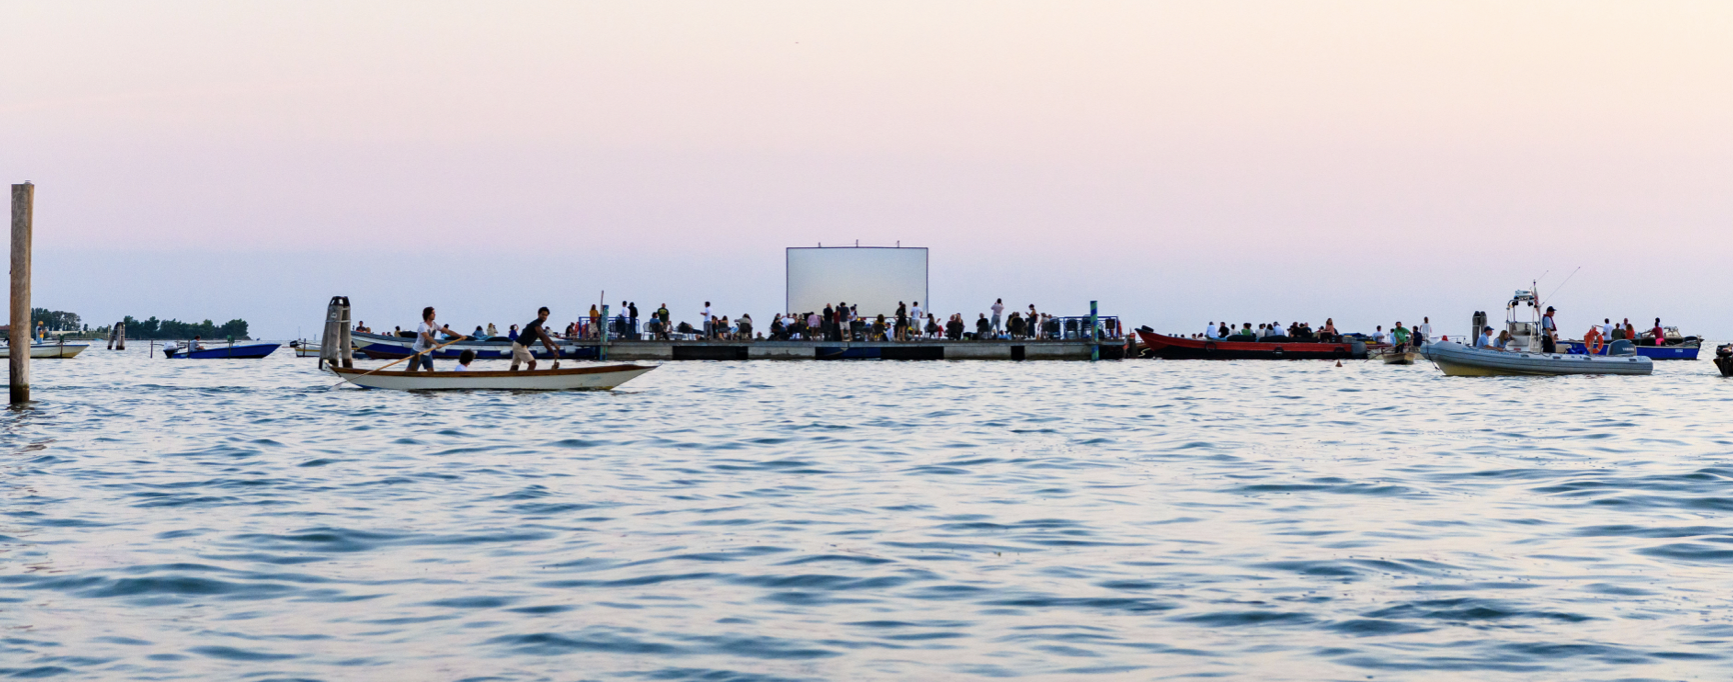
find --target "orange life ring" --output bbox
[1584,329,1605,355]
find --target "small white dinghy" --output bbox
[1425,341,1651,376]
[331,364,655,391]
[0,342,89,359]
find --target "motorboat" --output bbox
[351,331,594,361]
[1564,326,1701,360]
[163,341,281,359]
[1423,286,1652,376]
[289,339,322,358]
[330,363,654,391]
[1427,341,1651,376]
[0,341,89,359]
[1715,344,1732,377]
[1134,329,1366,360]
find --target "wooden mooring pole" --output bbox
[10,183,33,404]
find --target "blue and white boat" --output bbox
[1564,327,1701,360]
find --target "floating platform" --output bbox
[569,339,1127,361]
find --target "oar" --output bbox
[329,335,468,389]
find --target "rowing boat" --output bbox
[1373,348,1419,365]
[331,363,655,391]
[0,341,89,359]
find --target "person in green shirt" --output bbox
[1391,322,1411,350]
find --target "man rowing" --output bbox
[512,306,563,371]
[411,306,466,372]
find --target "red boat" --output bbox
[1135,330,1366,360]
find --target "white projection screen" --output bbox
[786,247,929,317]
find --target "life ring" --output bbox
[1333,346,1349,359]
[1271,346,1284,358]
[1203,341,1217,357]
[1584,329,1605,355]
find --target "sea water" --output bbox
[2,347,1731,680]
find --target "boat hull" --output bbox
[1424,341,1652,376]
[353,332,596,361]
[1377,350,1419,365]
[0,343,89,359]
[1135,331,1366,360]
[332,364,654,391]
[1564,341,1699,360]
[166,343,281,359]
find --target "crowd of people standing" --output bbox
[379,299,1118,346]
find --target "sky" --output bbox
[5,1,1731,339]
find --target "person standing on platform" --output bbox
[895,302,908,341]
[990,299,1005,335]
[510,307,562,372]
[700,302,713,339]
[1418,317,1433,344]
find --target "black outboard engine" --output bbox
[1716,344,1733,377]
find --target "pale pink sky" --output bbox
[5,2,1731,337]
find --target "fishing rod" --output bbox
[1539,267,1582,309]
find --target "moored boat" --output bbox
[1134,330,1366,360]
[164,342,281,359]
[0,341,89,359]
[1716,345,1733,377]
[290,339,322,358]
[331,363,654,391]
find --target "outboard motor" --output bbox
[1716,344,1733,377]
[1607,339,1637,357]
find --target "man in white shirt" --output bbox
[700,302,712,339]
[411,306,464,372]
[1602,318,1614,340]
[1371,326,1386,345]
[1475,326,1494,348]
[1205,321,1218,340]
[990,299,1005,334]
[1418,317,1433,342]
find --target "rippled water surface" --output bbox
[4,347,1733,680]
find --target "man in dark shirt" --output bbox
[512,307,563,371]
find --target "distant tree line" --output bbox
[120,316,250,340]
[31,308,82,332]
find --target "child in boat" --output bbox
[454,349,476,371]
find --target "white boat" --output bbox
[290,339,322,358]
[0,341,89,359]
[331,363,655,391]
[1421,285,1652,377]
[1426,341,1651,376]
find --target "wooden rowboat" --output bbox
[331,363,655,391]
[1372,348,1419,365]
